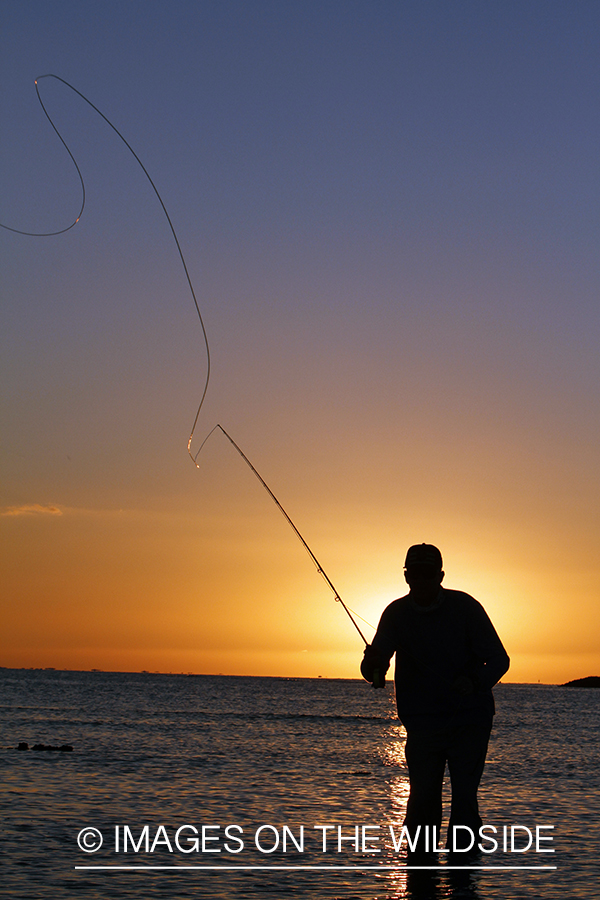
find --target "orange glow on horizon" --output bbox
[2,491,599,684]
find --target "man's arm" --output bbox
[360,603,399,688]
[360,644,390,688]
[467,599,510,690]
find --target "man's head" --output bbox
[404,543,444,606]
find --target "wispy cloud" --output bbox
[1,504,63,517]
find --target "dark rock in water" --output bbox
[17,742,29,751]
[562,676,600,688]
[31,743,74,751]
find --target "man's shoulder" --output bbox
[381,589,480,614]
[442,588,480,605]
[377,594,411,625]
[441,588,491,621]
[382,594,411,614]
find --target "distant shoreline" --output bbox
[1,666,598,685]
[562,675,600,688]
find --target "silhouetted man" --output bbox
[361,544,509,856]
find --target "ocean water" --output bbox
[1,670,599,899]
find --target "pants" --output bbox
[403,716,493,851]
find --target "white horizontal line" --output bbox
[75,864,558,871]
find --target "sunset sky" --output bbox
[2,1,599,683]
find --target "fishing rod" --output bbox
[196,425,369,645]
[2,74,373,650]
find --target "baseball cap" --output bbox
[404,543,443,569]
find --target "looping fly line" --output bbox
[1,74,372,645]
[1,74,211,442]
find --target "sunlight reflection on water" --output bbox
[1,672,598,899]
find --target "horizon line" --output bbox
[0,666,575,686]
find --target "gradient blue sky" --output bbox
[2,1,600,680]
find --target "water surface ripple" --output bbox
[1,671,598,899]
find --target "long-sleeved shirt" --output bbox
[371,587,510,726]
